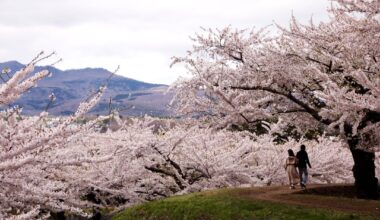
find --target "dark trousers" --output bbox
[298,167,308,185]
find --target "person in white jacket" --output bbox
[284,149,299,189]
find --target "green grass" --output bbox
[112,188,378,220]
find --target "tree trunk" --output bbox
[349,147,379,199]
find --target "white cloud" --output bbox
[0,0,330,84]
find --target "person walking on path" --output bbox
[284,149,299,189]
[296,144,312,189]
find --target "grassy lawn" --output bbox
[112,188,379,220]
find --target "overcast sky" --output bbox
[0,0,331,84]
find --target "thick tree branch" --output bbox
[274,109,307,114]
[151,144,186,180]
[144,165,186,190]
[230,85,331,125]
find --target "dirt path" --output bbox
[233,184,380,215]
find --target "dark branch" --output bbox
[230,85,331,125]
[274,109,307,114]
[151,144,186,180]
[228,51,244,63]
[144,165,186,190]
[306,57,330,68]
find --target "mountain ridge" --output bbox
[0,61,173,116]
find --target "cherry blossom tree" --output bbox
[78,117,358,209]
[0,53,116,219]
[2,2,378,215]
[171,0,380,199]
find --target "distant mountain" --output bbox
[0,61,174,116]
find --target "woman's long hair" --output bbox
[287,149,295,157]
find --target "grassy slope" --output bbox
[112,188,379,220]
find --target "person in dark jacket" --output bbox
[296,144,311,189]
